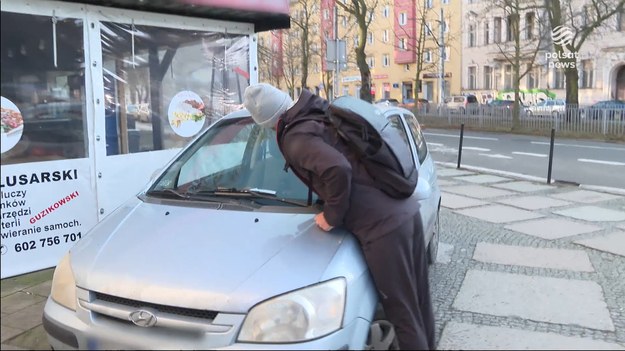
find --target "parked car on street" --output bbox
[486,100,529,117]
[43,103,441,350]
[401,98,430,112]
[584,100,625,120]
[526,99,566,118]
[443,95,479,114]
[375,98,400,106]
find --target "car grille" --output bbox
[94,292,219,320]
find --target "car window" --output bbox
[151,117,314,205]
[453,97,464,103]
[387,114,416,168]
[467,96,477,103]
[404,114,428,164]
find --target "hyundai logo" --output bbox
[129,309,157,328]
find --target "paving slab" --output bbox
[574,231,625,257]
[441,192,487,209]
[23,281,51,298]
[618,223,625,230]
[1,325,24,343]
[436,179,458,187]
[505,218,601,240]
[437,322,625,350]
[473,242,594,272]
[1,301,46,331]
[453,174,512,184]
[436,168,475,177]
[444,185,516,199]
[551,190,620,203]
[497,195,572,210]
[453,270,614,331]
[436,242,454,264]
[0,293,45,315]
[455,204,544,223]
[492,181,553,193]
[554,206,625,222]
[2,325,50,350]
[0,269,54,298]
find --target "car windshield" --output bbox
[147,116,316,207]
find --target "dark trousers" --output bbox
[362,214,435,350]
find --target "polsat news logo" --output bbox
[546,25,578,69]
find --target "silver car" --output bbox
[43,104,441,350]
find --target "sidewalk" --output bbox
[1,164,624,350]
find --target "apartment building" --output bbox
[259,0,463,104]
[461,0,625,105]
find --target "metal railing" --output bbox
[415,104,625,138]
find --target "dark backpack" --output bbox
[278,96,418,199]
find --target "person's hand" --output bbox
[315,212,334,232]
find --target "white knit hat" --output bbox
[243,83,293,128]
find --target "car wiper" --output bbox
[146,188,189,199]
[191,187,309,207]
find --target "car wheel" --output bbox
[366,320,399,350]
[427,207,440,265]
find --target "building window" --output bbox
[554,68,565,89]
[580,60,594,88]
[442,0,449,4]
[399,12,407,26]
[526,12,535,39]
[399,38,408,50]
[442,20,449,33]
[426,22,433,36]
[383,5,391,18]
[504,64,512,89]
[468,66,477,89]
[383,29,389,43]
[353,35,359,46]
[484,66,493,89]
[405,64,410,71]
[324,9,329,20]
[445,47,450,61]
[507,14,519,42]
[342,17,347,27]
[367,56,375,68]
[484,21,490,45]
[383,54,390,67]
[468,24,476,47]
[368,31,375,44]
[527,65,537,88]
[494,17,502,43]
[424,50,432,63]
[426,0,433,8]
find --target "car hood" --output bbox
[70,198,348,313]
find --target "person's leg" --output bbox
[411,214,436,349]
[362,215,433,350]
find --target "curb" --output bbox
[435,161,625,196]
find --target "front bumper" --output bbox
[43,296,371,350]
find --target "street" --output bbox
[424,128,625,190]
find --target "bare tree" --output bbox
[291,0,321,92]
[257,33,282,87]
[486,0,548,129]
[545,0,625,105]
[337,0,380,102]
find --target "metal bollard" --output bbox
[457,123,465,169]
[547,128,555,184]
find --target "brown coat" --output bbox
[278,90,420,244]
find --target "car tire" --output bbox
[427,207,440,265]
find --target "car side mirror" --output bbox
[414,176,432,201]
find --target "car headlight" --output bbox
[50,252,77,311]
[237,278,346,343]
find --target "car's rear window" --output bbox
[453,97,464,102]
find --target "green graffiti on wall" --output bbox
[496,89,557,103]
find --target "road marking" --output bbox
[428,142,444,146]
[531,141,625,151]
[578,159,625,166]
[463,147,491,152]
[512,152,548,158]
[425,132,499,141]
[479,153,513,159]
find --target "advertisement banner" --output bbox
[0,160,98,278]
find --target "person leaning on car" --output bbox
[243,83,435,350]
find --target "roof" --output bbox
[53,0,290,32]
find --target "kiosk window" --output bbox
[1,11,87,165]
[101,22,250,155]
